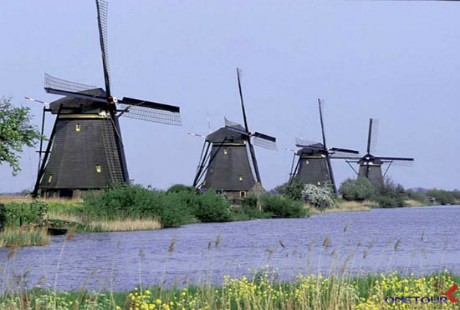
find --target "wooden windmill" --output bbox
[346,118,414,189]
[32,0,181,198]
[290,99,359,193]
[193,69,276,202]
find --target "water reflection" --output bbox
[1,205,459,291]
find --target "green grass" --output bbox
[0,271,459,309]
[0,226,49,247]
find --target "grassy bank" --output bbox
[308,199,374,215]
[0,271,458,309]
[0,226,49,247]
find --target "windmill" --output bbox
[192,68,276,202]
[32,0,181,198]
[290,99,359,194]
[346,118,414,190]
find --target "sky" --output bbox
[0,0,459,193]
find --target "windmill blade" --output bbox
[206,111,211,134]
[318,98,328,148]
[224,117,247,134]
[295,140,324,150]
[295,138,321,148]
[25,96,49,107]
[95,0,111,97]
[117,98,181,125]
[44,74,107,102]
[118,97,180,113]
[236,68,250,133]
[382,160,414,167]
[248,143,262,183]
[252,131,277,150]
[224,117,243,129]
[325,154,337,194]
[330,153,361,159]
[253,131,276,143]
[252,133,277,150]
[366,118,379,153]
[330,147,359,154]
[187,132,206,138]
[295,144,324,150]
[377,156,414,162]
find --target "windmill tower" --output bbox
[32,0,181,198]
[290,99,359,193]
[193,69,276,202]
[347,118,414,190]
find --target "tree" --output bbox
[339,177,374,201]
[0,97,41,175]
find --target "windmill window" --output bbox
[96,164,102,173]
[239,175,243,181]
[75,123,81,132]
[240,191,247,198]
[47,174,53,184]
[224,148,228,155]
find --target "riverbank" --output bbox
[307,199,374,215]
[0,271,458,309]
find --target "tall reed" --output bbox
[0,226,49,247]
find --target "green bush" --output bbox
[426,189,455,205]
[159,193,195,227]
[167,184,196,194]
[372,178,406,208]
[273,178,304,201]
[452,190,460,202]
[301,184,335,210]
[189,190,232,223]
[260,194,309,218]
[339,177,374,201]
[3,200,48,227]
[83,184,194,227]
[405,190,428,204]
[83,184,235,227]
[83,184,163,219]
[233,196,272,220]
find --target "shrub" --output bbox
[3,200,48,227]
[372,178,406,208]
[167,184,196,194]
[83,184,234,227]
[190,191,232,223]
[83,184,194,227]
[426,189,455,205]
[452,190,460,202]
[232,196,271,221]
[405,190,428,204]
[273,178,304,201]
[158,193,194,227]
[260,194,309,218]
[339,177,374,201]
[301,184,335,210]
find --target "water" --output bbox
[1,205,459,292]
